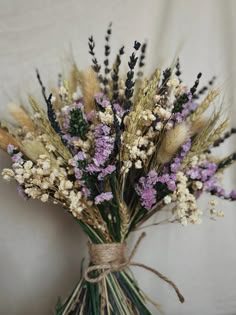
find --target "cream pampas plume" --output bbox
[8,103,34,131]
[0,128,19,152]
[157,123,190,164]
[81,67,100,113]
[190,118,207,136]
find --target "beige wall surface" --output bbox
[0,0,236,314]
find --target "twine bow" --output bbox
[84,232,185,303]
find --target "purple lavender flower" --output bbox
[95,192,113,204]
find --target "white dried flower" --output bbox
[41,194,49,202]
[135,160,142,169]
[2,168,15,181]
[164,195,172,204]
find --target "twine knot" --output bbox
[84,232,185,303]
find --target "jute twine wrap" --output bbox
[84,232,185,303]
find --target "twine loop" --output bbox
[84,232,185,303]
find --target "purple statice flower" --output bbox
[139,187,157,210]
[137,169,178,210]
[74,168,83,180]
[95,192,113,205]
[230,190,236,200]
[7,144,17,155]
[76,151,86,161]
[12,152,23,164]
[113,103,125,117]
[170,139,192,173]
[98,165,116,180]
[82,186,90,198]
[92,124,115,167]
[136,170,159,210]
[86,164,101,174]
[187,161,217,182]
[94,93,110,108]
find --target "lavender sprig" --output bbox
[112,46,125,103]
[88,36,102,81]
[103,22,112,95]
[137,42,147,78]
[36,70,64,138]
[123,41,141,110]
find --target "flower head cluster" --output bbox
[1,34,236,238]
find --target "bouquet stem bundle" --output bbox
[56,233,183,315]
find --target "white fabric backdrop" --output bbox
[0,0,236,314]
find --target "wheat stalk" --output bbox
[190,90,219,122]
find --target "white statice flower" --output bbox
[155,122,163,131]
[174,171,203,226]
[194,181,203,190]
[15,174,24,184]
[64,180,73,190]
[25,187,41,199]
[41,194,49,202]
[167,77,179,88]
[190,155,199,167]
[2,168,15,181]
[40,181,49,190]
[217,210,224,217]
[69,191,83,216]
[42,160,51,170]
[164,195,172,204]
[135,160,142,169]
[121,160,132,174]
[24,160,33,170]
[209,199,218,206]
[99,106,114,125]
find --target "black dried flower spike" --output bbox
[192,76,216,100]
[112,46,125,103]
[217,152,236,171]
[88,36,102,81]
[213,127,236,148]
[158,67,172,95]
[175,58,182,81]
[137,41,147,78]
[173,73,202,113]
[103,22,112,95]
[36,70,64,140]
[190,72,202,95]
[123,41,141,110]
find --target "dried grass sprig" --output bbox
[80,67,101,113]
[0,128,19,152]
[28,96,72,161]
[157,122,190,164]
[190,89,219,122]
[8,103,34,131]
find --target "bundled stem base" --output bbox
[55,234,184,315]
[55,269,153,315]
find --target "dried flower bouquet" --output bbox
[1,25,236,314]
